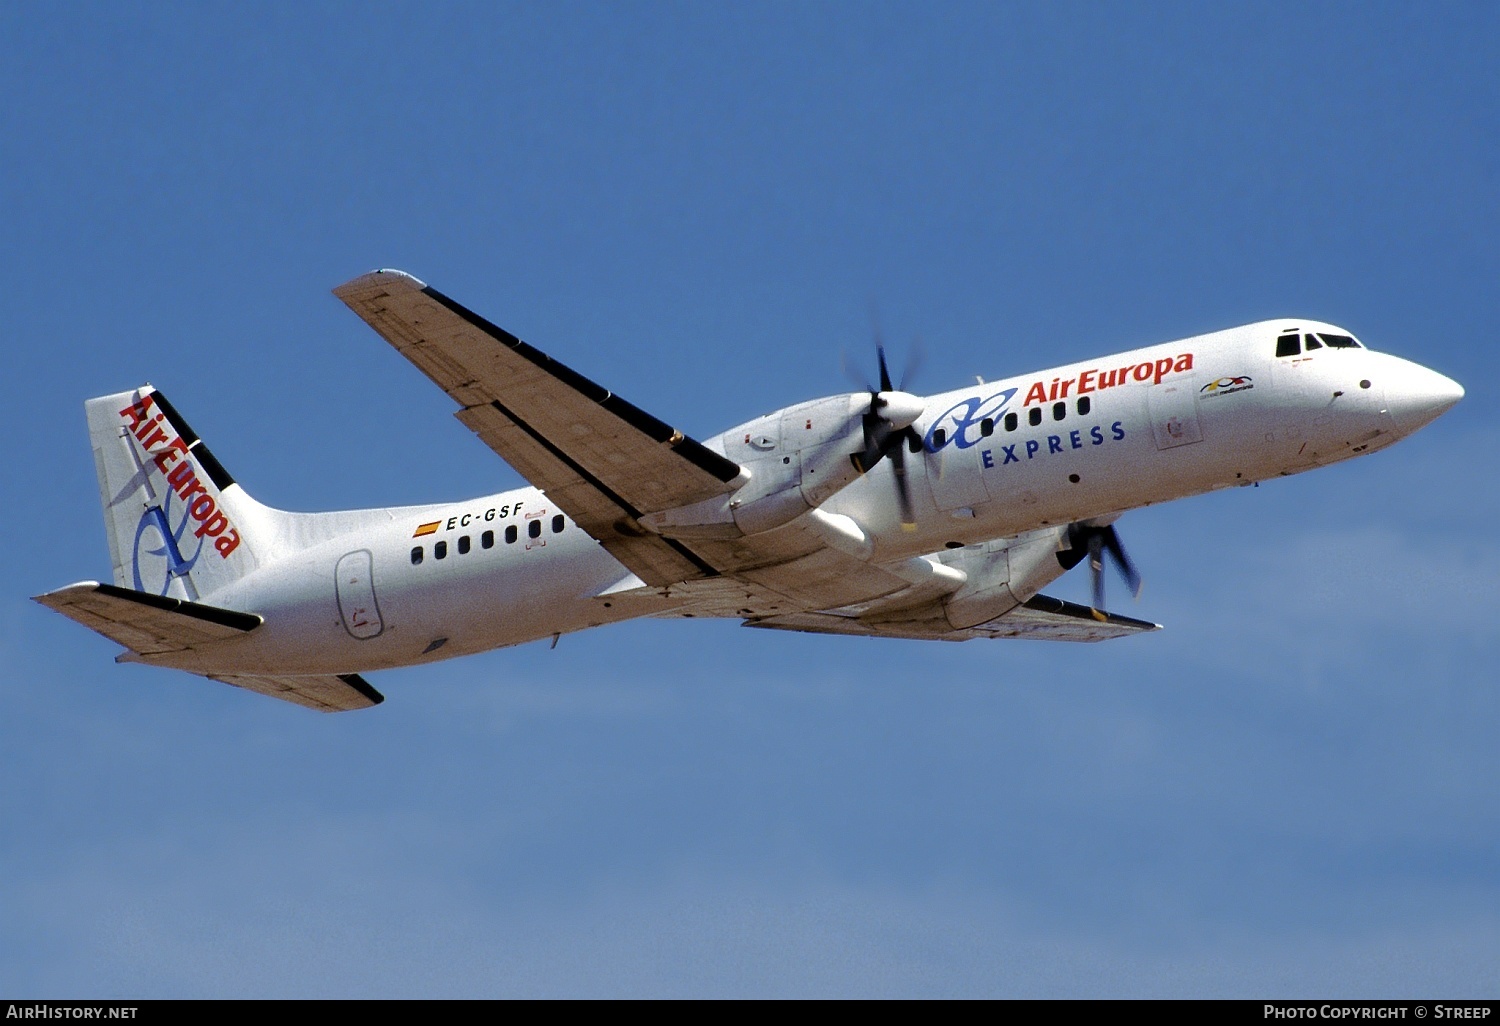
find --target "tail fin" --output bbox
[88,386,265,601]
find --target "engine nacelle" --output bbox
[640,393,871,539]
[939,528,1071,629]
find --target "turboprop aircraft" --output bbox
[35,270,1464,712]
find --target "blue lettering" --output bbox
[1001,444,1019,465]
[1025,439,1040,459]
[981,449,994,469]
[1048,435,1064,454]
[1090,425,1104,445]
[1070,429,1082,449]
[1111,421,1125,441]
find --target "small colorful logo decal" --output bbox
[1200,375,1254,398]
[413,521,441,538]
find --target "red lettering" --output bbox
[1059,378,1072,397]
[1154,357,1174,384]
[152,438,189,473]
[1133,363,1153,382]
[1078,369,1096,393]
[133,412,164,441]
[166,461,195,491]
[1048,379,1059,401]
[1174,353,1194,372]
[1024,382,1048,405]
[117,395,156,431]
[141,425,168,449]
[178,476,206,504]
[215,529,241,557]
[195,511,227,538]
[189,495,215,520]
[1099,369,1119,389]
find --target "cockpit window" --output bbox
[1303,333,1323,350]
[1318,333,1360,349]
[1276,333,1301,358]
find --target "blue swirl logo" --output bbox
[923,388,1018,452]
[131,487,202,596]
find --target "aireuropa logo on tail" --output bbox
[119,394,242,561]
[131,483,200,595]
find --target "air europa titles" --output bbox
[119,395,242,558]
[1022,352,1195,406]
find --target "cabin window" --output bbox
[410,546,423,565]
[1028,407,1042,427]
[505,525,518,544]
[981,417,994,437]
[1276,333,1301,357]
[1303,333,1323,351]
[552,514,565,533]
[434,540,447,560]
[481,530,494,549]
[1004,412,1018,432]
[528,519,542,539]
[932,427,947,447]
[908,433,922,454]
[457,535,471,554]
[1077,396,1091,416]
[1053,401,1066,421]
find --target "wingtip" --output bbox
[332,268,428,298]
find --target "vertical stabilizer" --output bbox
[88,386,263,600]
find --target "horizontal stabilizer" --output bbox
[34,582,262,656]
[208,672,383,713]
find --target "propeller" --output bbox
[847,344,925,531]
[1061,521,1143,621]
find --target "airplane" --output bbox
[35,270,1464,712]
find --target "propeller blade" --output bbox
[844,339,925,529]
[841,349,874,393]
[899,337,925,392]
[889,439,916,530]
[1100,526,1143,598]
[1064,520,1144,619]
[1088,532,1107,620]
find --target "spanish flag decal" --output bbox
[413,521,440,538]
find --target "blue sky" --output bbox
[3,2,1496,997]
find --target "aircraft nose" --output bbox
[1388,361,1464,436]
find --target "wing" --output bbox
[334,270,743,587]
[744,593,1160,643]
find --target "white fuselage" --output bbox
[145,319,1458,676]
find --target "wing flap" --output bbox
[34,582,262,655]
[981,594,1161,641]
[334,270,742,586]
[744,593,1160,643]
